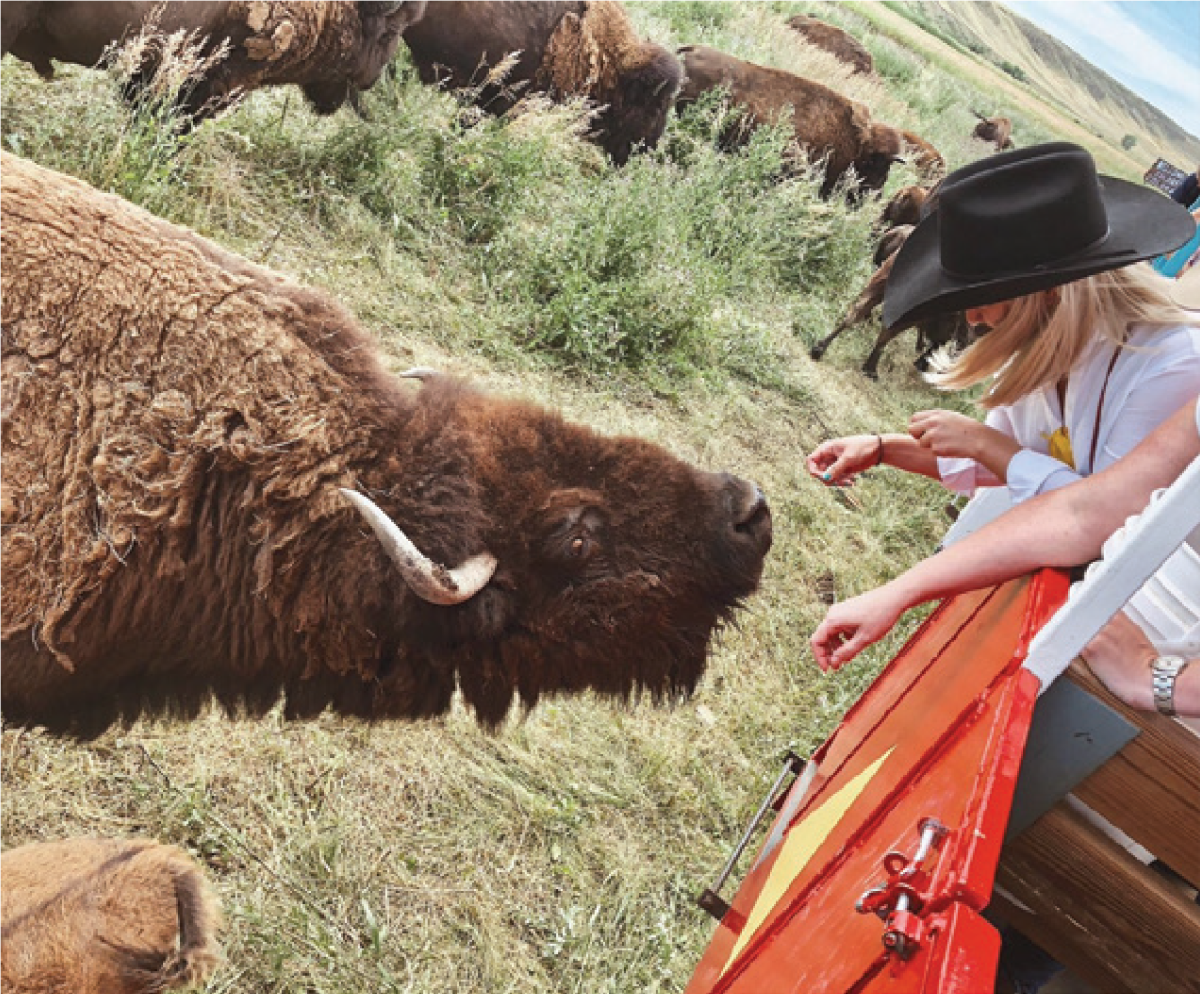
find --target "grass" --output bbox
[0,3,1132,991]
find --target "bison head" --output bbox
[331,375,773,727]
[300,0,428,114]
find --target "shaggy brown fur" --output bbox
[0,1,427,119]
[876,184,929,234]
[899,129,945,180]
[809,225,971,378]
[1,838,221,994]
[786,14,873,76]
[0,152,772,737]
[972,113,1014,151]
[402,1,682,165]
[675,45,903,199]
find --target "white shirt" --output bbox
[938,322,1200,502]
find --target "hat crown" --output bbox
[938,143,1109,279]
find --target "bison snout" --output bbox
[723,476,772,553]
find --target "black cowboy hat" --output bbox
[883,142,1197,330]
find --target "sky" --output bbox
[1003,1,1200,139]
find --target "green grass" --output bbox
[0,3,1101,991]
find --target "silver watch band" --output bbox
[1151,655,1189,716]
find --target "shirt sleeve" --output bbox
[1005,448,1082,501]
[936,407,1013,496]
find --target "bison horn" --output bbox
[399,366,441,381]
[340,488,497,605]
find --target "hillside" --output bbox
[886,0,1200,168]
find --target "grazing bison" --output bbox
[0,152,772,737]
[900,129,945,179]
[785,14,873,76]
[1,838,221,994]
[809,225,971,378]
[675,45,903,199]
[972,112,1014,151]
[875,184,930,233]
[0,1,427,120]
[401,1,682,165]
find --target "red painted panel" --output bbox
[686,570,1069,994]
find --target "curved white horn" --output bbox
[340,488,497,605]
[399,366,441,381]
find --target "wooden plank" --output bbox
[995,801,1200,994]
[1065,660,1200,889]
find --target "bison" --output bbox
[0,152,772,738]
[0,1,428,121]
[401,1,682,165]
[786,14,873,76]
[900,129,945,180]
[1,838,221,994]
[972,112,1014,151]
[675,45,904,199]
[875,184,930,234]
[809,225,972,378]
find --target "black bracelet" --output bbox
[874,434,885,467]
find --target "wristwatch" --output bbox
[1151,655,1190,716]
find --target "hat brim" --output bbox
[882,175,1198,330]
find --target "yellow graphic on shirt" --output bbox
[1044,426,1076,469]
[720,749,894,976]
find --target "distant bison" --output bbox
[972,112,1014,151]
[676,45,903,199]
[809,224,971,378]
[0,1,427,120]
[786,14,873,76]
[900,129,945,179]
[401,1,682,164]
[1,838,221,994]
[0,152,772,737]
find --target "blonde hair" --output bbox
[926,263,1194,408]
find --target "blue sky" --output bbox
[1004,1,1200,140]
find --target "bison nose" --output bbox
[731,480,772,553]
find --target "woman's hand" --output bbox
[1080,612,1157,710]
[810,583,910,672]
[907,410,988,460]
[806,435,881,486]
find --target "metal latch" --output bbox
[855,817,948,960]
[696,751,807,921]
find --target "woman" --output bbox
[807,143,1200,513]
[810,394,1200,709]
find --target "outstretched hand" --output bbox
[805,434,881,486]
[810,584,909,672]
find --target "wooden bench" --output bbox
[992,660,1200,994]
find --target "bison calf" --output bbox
[1,838,221,994]
[0,1,428,121]
[675,45,903,199]
[972,112,1014,151]
[402,1,682,165]
[809,225,971,378]
[1,152,772,737]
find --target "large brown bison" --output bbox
[972,112,1014,151]
[675,45,904,199]
[401,1,682,165]
[809,225,971,378]
[1,838,221,994]
[0,1,427,120]
[786,14,873,76]
[0,152,772,738]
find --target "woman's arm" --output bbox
[806,433,943,484]
[1082,613,1199,717]
[810,397,1200,671]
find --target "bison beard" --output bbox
[0,152,772,738]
